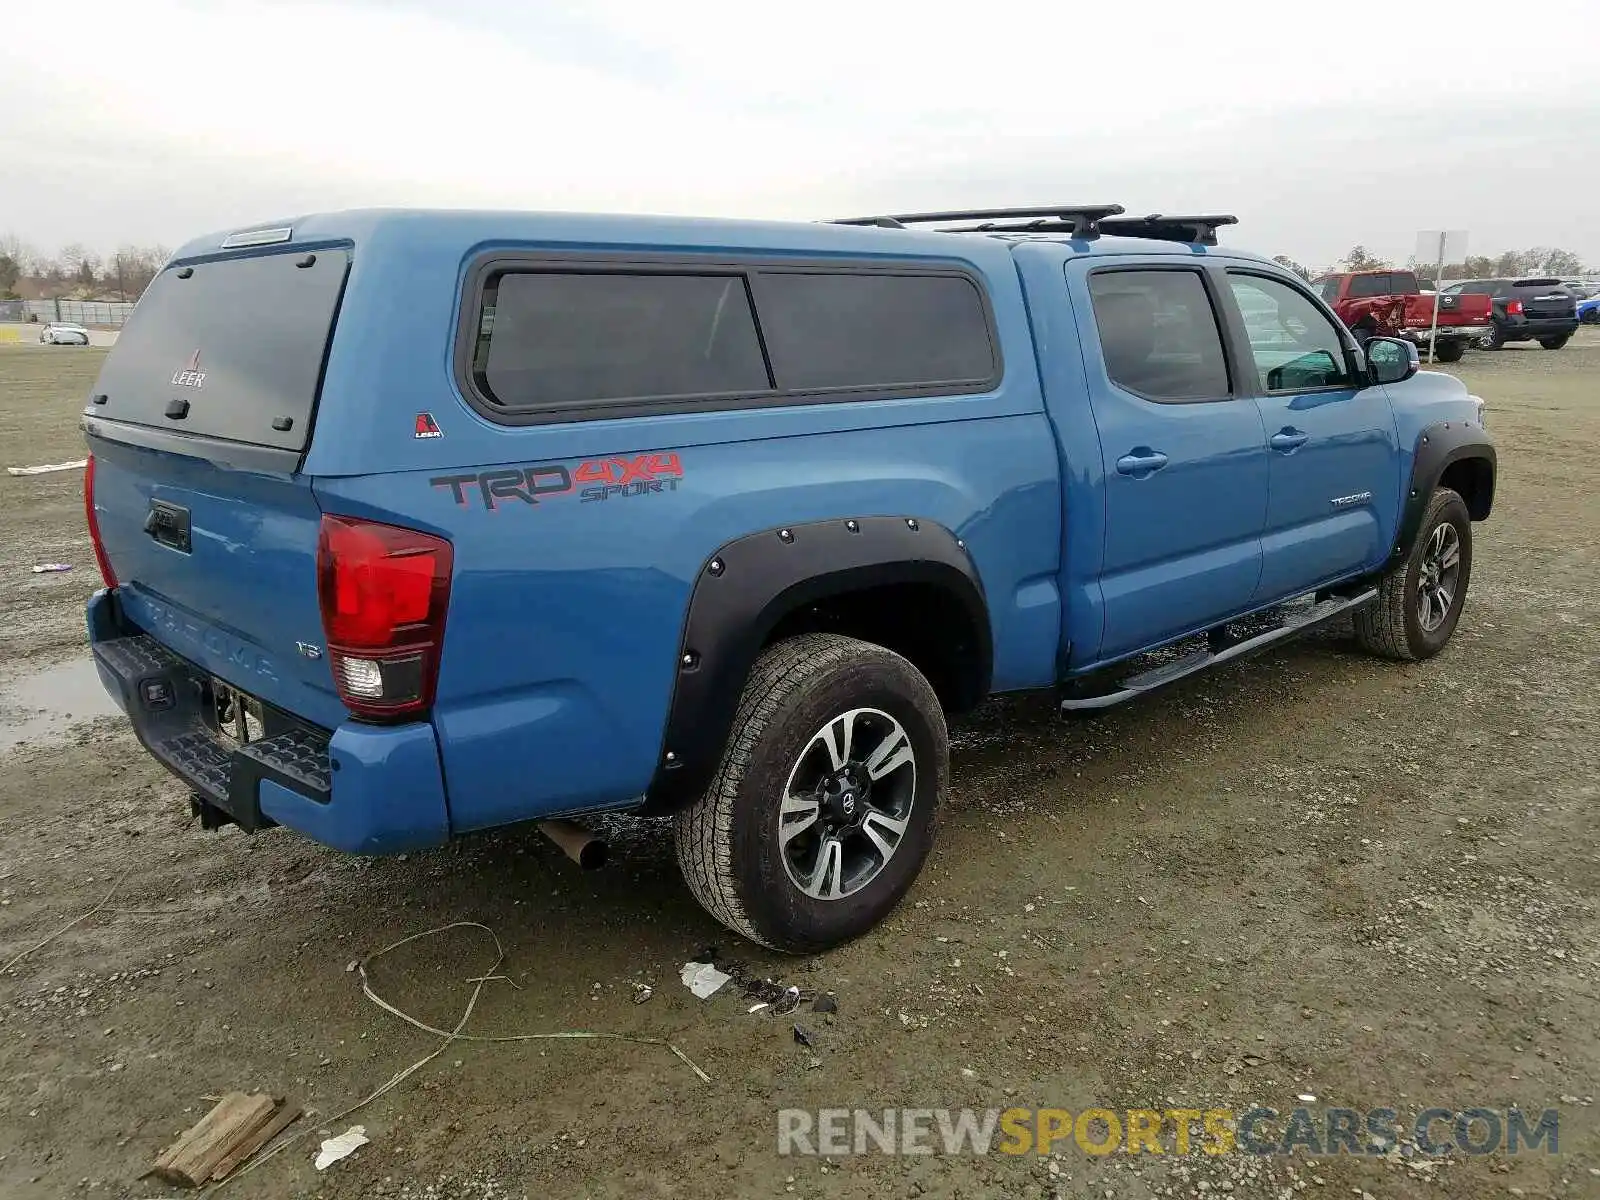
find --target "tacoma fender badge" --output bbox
[415,412,443,439]
[1330,491,1373,508]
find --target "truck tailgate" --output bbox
[87,441,344,729]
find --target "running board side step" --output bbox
[1060,589,1378,712]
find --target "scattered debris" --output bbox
[748,1002,769,1014]
[792,1024,815,1049]
[691,946,816,1010]
[146,1092,300,1186]
[631,983,653,1005]
[31,563,72,573]
[1297,1093,1317,1102]
[812,994,838,1014]
[680,961,732,999]
[6,459,87,476]
[313,1125,369,1171]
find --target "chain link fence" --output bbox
[16,299,138,327]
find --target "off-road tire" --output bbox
[1353,487,1472,661]
[674,633,947,953]
[1429,340,1466,364]
[1539,334,1572,350]
[1478,324,1505,351]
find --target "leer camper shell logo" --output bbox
[172,350,205,389]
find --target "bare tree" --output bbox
[1272,254,1313,282]
[0,233,36,277]
[1341,245,1391,272]
[109,245,167,300]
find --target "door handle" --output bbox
[1116,448,1170,477]
[1269,428,1310,453]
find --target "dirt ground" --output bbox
[1,336,1596,1200]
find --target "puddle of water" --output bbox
[0,657,124,754]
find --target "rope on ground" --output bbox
[217,920,710,1189]
[0,867,133,977]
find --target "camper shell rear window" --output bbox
[90,248,350,453]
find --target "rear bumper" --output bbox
[1398,324,1490,343]
[87,589,450,853]
[1498,316,1579,340]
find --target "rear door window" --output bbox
[92,249,350,452]
[1345,274,1393,298]
[1088,269,1231,402]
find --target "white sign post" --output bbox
[1416,230,1468,362]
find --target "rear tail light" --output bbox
[316,515,453,722]
[83,454,118,588]
[1506,300,1524,315]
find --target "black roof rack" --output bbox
[828,205,1238,245]
[831,205,1126,238]
[1098,213,1238,247]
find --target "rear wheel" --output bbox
[1354,487,1472,661]
[1582,310,1600,325]
[674,633,946,953]
[1539,334,1571,350]
[1478,324,1505,351]
[1429,340,1465,363]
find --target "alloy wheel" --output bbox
[779,707,917,901]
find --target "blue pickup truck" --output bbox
[81,205,1495,952]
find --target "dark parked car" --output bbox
[1444,278,1579,350]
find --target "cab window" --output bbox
[1227,274,1354,392]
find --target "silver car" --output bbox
[39,322,91,346]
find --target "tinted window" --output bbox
[474,272,770,411]
[92,249,350,452]
[1390,271,1421,293]
[1227,274,1353,392]
[1088,270,1230,402]
[1345,273,1393,298]
[757,272,995,391]
[1318,277,1341,301]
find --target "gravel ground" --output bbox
[0,337,1597,1199]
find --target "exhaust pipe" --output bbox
[537,818,608,870]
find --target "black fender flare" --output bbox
[644,516,991,811]
[1394,420,1496,562]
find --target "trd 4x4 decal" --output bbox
[432,453,684,511]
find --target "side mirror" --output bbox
[1365,336,1419,386]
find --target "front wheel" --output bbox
[674,633,947,953]
[1539,334,1572,350]
[1353,487,1473,661]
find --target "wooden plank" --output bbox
[149,1092,276,1187]
[210,1098,302,1181]
[152,1092,251,1172]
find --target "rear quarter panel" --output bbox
[303,214,1062,831]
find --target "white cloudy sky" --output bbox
[3,0,1597,269]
